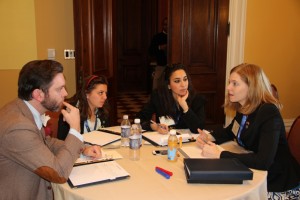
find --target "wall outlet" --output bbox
[64,49,75,59]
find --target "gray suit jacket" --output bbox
[0,99,84,200]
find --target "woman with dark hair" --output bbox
[136,63,205,134]
[57,75,110,140]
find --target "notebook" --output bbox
[183,158,253,184]
[68,160,130,188]
[83,130,121,146]
[74,150,123,166]
[142,130,198,146]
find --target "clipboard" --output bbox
[68,161,130,188]
[83,130,121,147]
[74,150,123,166]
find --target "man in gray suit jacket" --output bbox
[0,60,102,200]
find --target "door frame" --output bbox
[225,0,247,125]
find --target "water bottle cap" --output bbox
[134,118,140,123]
[123,115,129,119]
[170,129,176,135]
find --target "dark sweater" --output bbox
[136,90,205,133]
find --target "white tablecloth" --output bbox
[52,140,267,200]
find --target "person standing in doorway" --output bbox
[149,17,168,90]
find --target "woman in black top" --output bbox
[196,63,300,199]
[137,63,205,134]
[57,75,109,140]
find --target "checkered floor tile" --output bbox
[117,92,150,124]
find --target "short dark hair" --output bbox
[18,60,63,100]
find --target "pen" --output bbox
[150,120,167,130]
[155,168,171,179]
[155,166,173,176]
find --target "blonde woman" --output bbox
[196,63,300,199]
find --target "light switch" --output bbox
[47,49,55,60]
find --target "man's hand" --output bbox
[61,102,80,132]
[83,146,102,159]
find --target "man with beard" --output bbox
[0,60,102,200]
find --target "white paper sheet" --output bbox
[83,130,120,146]
[142,130,199,146]
[75,150,123,165]
[179,145,224,158]
[69,161,129,187]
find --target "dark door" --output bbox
[73,0,117,125]
[169,0,229,127]
[116,0,155,92]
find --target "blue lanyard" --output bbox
[84,118,98,132]
[237,115,247,147]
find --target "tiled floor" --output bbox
[116,91,150,124]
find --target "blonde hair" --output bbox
[224,63,282,114]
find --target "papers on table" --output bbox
[75,150,123,166]
[179,145,224,159]
[68,161,130,188]
[83,130,120,146]
[179,141,251,159]
[142,129,199,146]
[98,126,122,135]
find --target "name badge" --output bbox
[232,120,240,136]
[159,116,175,126]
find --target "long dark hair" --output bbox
[157,63,194,117]
[68,75,109,121]
[18,60,63,100]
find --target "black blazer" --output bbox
[136,90,205,133]
[212,103,300,192]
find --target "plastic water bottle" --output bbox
[121,115,131,147]
[129,124,141,160]
[134,118,143,146]
[167,129,178,162]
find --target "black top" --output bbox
[212,103,300,192]
[148,32,167,66]
[57,103,109,140]
[136,90,205,133]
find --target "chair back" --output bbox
[287,115,300,165]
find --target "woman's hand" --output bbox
[150,122,169,134]
[176,90,189,112]
[201,142,222,158]
[196,128,209,149]
[157,124,169,134]
[83,145,102,159]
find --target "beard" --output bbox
[41,97,62,112]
